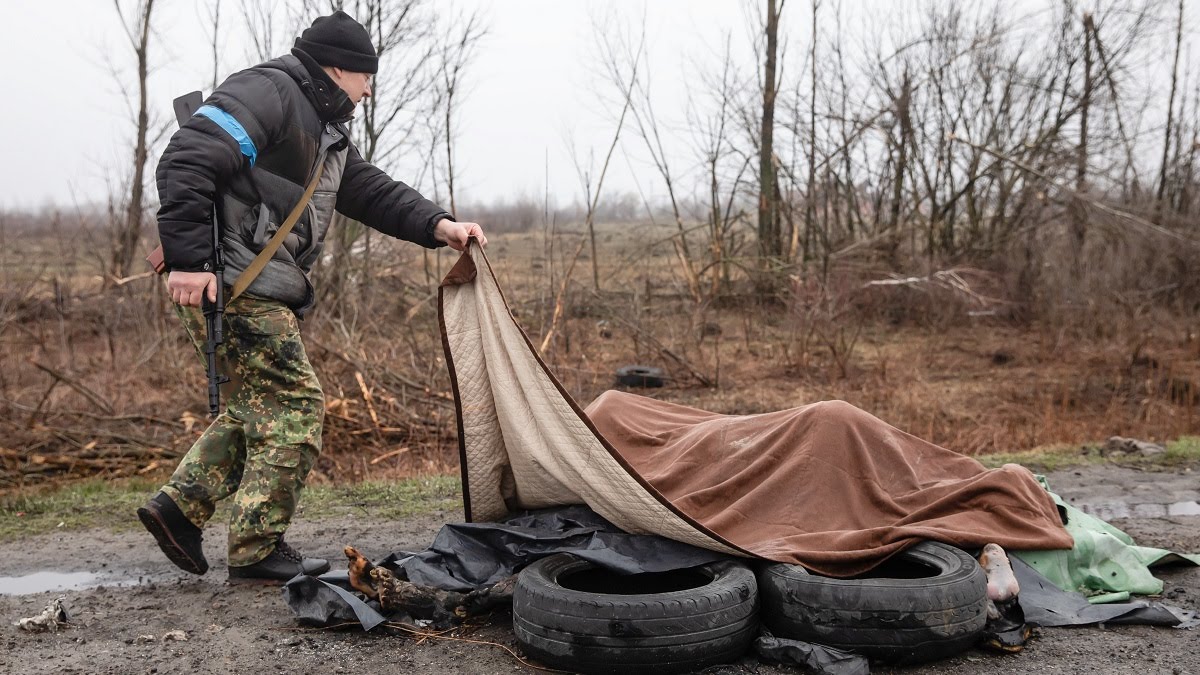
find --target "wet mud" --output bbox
[0,465,1196,675]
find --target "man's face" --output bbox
[328,67,373,105]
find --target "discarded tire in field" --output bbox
[615,365,666,388]
[756,542,987,665]
[513,554,759,674]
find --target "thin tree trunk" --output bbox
[210,0,221,91]
[1157,0,1184,213]
[1073,12,1093,272]
[804,0,818,264]
[1181,87,1199,214]
[1089,21,1137,196]
[758,0,782,265]
[889,71,911,238]
[111,0,155,283]
[444,92,457,219]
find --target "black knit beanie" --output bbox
[294,10,378,74]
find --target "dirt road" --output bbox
[1,464,1196,675]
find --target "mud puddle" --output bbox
[0,570,148,595]
[1076,500,1200,521]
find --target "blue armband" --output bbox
[196,105,258,167]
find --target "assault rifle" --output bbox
[172,91,229,418]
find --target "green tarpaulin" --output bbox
[1015,476,1200,602]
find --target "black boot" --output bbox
[227,539,330,584]
[137,492,208,575]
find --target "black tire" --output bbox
[615,365,666,388]
[513,554,759,674]
[756,542,987,665]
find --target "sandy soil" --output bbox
[1,464,1196,675]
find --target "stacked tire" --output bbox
[512,542,988,671]
[755,542,989,664]
[512,554,758,674]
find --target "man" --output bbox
[137,10,486,584]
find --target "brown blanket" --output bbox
[585,391,1073,575]
[439,243,1072,576]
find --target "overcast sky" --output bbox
[0,0,767,212]
[1,1,1191,214]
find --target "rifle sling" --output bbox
[230,162,325,302]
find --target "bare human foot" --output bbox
[978,543,1020,620]
[979,543,1020,601]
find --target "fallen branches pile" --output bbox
[0,357,457,489]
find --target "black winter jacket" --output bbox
[155,49,450,314]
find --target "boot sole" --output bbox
[227,564,331,586]
[137,506,208,575]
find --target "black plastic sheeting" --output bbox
[285,504,1197,634]
[284,505,729,630]
[380,506,729,591]
[286,573,391,630]
[754,629,870,675]
[1011,555,1198,628]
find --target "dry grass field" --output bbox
[2,219,1198,491]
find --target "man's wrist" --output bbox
[427,214,453,247]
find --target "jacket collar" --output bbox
[273,50,357,124]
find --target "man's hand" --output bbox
[434,219,488,251]
[167,271,218,307]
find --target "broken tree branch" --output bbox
[31,361,116,415]
[947,133,1199,247]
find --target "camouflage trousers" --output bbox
[161,294,323,566]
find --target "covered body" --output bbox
[439,245,1072,576]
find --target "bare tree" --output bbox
[690,34,755,300]
[802,0,819,265]
[539,67,641,353]
[436,9,486,221]
[203,0,223,90]
[239,0,305,63]
[1156,0,1184,214]
[595,14,702,299]
[1073,11,1094,273]
[109,0,156,283]
[757,0,784,269]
